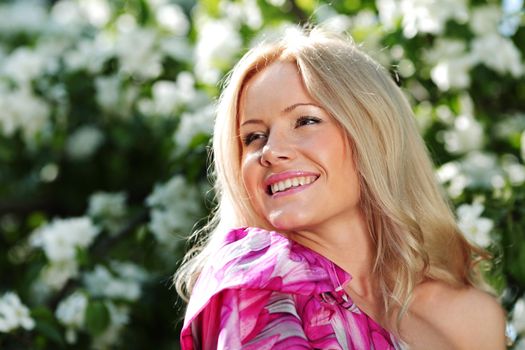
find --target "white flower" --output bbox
[115,28,163,79]
[147,211,183,245]
[345,11,390,66]
[39,260,79,290]
[160,36,193,62]
[66,126,105,160]
[494,113,525,140]
[50,0,88,29]
[376,0,401,30]
[95,75,120,112]
[471,33,523,78]
[219,0,263,30]
[501,155,525,186]
[248,22,296,48]
[430,58,474,90]
[109,260,148,283]
[437,152,506,198]
[425,39,467,64]
[470,5,502,36]
[265,0,286,6]
[92,301,129,350]
[87,192,127,234]
[436,161,461,183]
[146,176,201,244]
[138,81,177,117]
[137,72,201,117]
[2,47,49,86]
[512,298,525,334]
[84,265,142,302]
[443,114,484,154]
[64,34,113,74]
[0,88,51,143]
[146,176,201,214]
[174,104,215,149]
[522,131,525,163]
[95,75,138,117]
[87,192,127,232]
[154,3,189,35]
[55,291,88,343]
[461,151,505,189]
[0,0,48,35]
[319,13,352,34]
[177,72,205,107]
[516,338,525,350]
[30,217,100,263]
[425,39,475,90]
[504,163,525,186]
[78,0,111,27]
[195,19,242,84]
[500,0,522,36]
[399,0,468,38]
[457,202,493,247]
[0,292,35,333]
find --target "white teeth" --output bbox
[270,175,317,194]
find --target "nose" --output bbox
[260,132,295,167]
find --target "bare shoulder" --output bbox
[401,280,506,350]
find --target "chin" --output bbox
[268,213,310,232]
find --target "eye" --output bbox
[242,132,267,146]
[295,116,321,128]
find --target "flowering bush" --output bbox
[0,0,523,348]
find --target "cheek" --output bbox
[240,153,261,199]
[318,131,360,194]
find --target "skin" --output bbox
[238,61,506,349]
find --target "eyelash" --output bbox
[242,116,322,146]
[295,116,321,127]
[242,132,264,146]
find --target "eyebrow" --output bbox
[282,102,320,113]
[240,102,321,127]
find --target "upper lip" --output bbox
[263,171,320,188]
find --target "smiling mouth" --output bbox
[266,175,319,195]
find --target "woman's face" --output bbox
[239,61,362,232]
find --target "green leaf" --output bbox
[31,306,55,321]
[295,0,316,13]
[517,242,525,285]
[27,212,47,230]
[76,247,90,268]
[343,0,362,12]
[32,307,65,346]
[85,301,110,336]
[201,0,220,17]
[136,224,149,243]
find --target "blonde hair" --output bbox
[175,26,489,331]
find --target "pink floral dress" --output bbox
[180,227,403,350]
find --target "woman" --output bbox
[176,27,506,349]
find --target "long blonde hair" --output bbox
[175,26,489,330]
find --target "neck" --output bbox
[287,208,377,297]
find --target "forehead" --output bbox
[239,61,313,121]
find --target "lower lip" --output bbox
[271,180,317,199]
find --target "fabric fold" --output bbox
[181,227,400,350]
